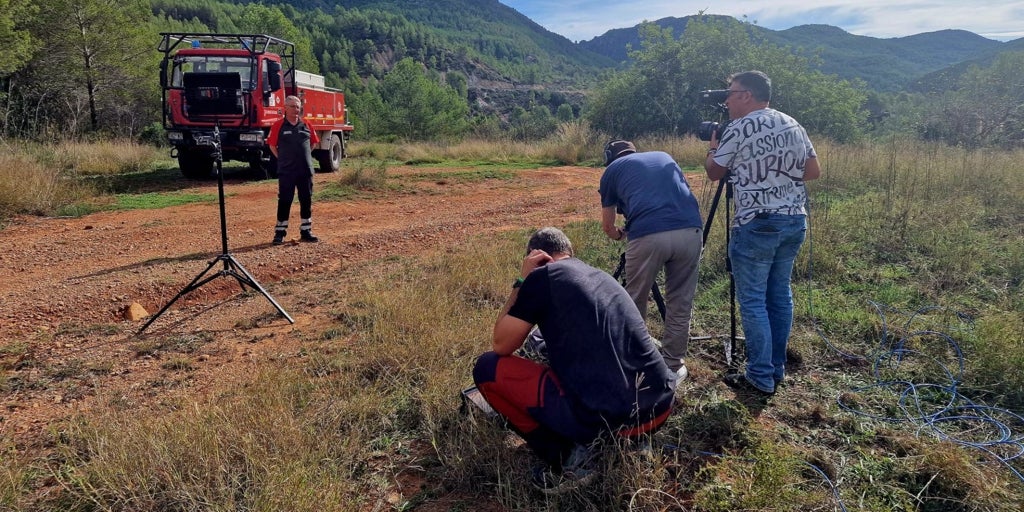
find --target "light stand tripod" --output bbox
[140,125,294,333]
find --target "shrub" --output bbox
[0,148,91,219]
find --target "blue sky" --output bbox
[498,0,1024,42]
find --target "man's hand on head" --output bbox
[521,249,553,277]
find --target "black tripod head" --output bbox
[190,123,223,164]
[210,124,222,162]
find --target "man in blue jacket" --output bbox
[600,140,703,381]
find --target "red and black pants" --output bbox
[472,352,672,469]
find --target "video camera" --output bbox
[697,89,730,142]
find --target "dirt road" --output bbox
[0,164,615,445]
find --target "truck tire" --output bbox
[178,150,215,180]
[317,134,343,173]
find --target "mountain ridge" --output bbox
[577,15,1008,91]
[224,2,1020,94]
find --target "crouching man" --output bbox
[472,227,677,493]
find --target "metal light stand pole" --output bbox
[140,125,294,333]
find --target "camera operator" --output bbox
[472,227,676,493]
[704,70,821,396]
[599,140,703,382]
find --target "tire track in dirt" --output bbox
[0,165,606,445]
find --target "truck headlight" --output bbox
[239,133,263,143]
[167,131,184,141]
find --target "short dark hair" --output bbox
[729,71,771,102]
[526,227,573,256]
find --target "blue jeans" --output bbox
[729,214,806,393]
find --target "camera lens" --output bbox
[698,121,720,142]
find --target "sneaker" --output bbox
[673,365,688,398]
[675,365,688,382]
[530,445,598,495]
[272,235,285,246]
[515,328,549,364]
[630,437,655,462]
[723,372,774,397]
[300,232,319,243]
[530,465,561,493]
[530,466,596,495]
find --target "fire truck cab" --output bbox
[158,33,353,179]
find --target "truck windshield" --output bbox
[170,56,255,90]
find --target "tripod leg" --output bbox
[139,257,221,332]
[222,255,295,324]
[651,282,666,321]
[139,132,294,333]
[725,182,741,368]
[613,252,626,281]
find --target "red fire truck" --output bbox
[158,33,353,179]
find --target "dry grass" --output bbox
[49,140,160,176]
[0,151,92,218]
[0,139,159,220]
[347,124,712,170]
[22,219,1021,510]
[48,371,361,510]
[2,130,1023,510]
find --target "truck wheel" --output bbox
[317,134,343,173]
[178,150,215,180]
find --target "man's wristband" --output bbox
[512,277,525,289]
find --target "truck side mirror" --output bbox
[160,62,168,87]
[267,61,282,92]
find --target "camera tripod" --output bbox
[703,176,742,367]
[612,252,667,320]
[139,126,294,333]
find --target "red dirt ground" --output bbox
[3,163,671,507]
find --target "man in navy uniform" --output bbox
[268,95,320,245]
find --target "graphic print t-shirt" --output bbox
[712,108,816,226]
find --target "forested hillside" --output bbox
[281,0,615,73]
[769,27,1002,92]
[0,0,1021,148]
[579,15,1008,92]
[910,36,1024,93]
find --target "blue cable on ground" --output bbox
[803,196,1024,489]
[658,445,848,511]
[812,296,1024,483]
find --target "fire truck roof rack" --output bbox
[158,32,295,60]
